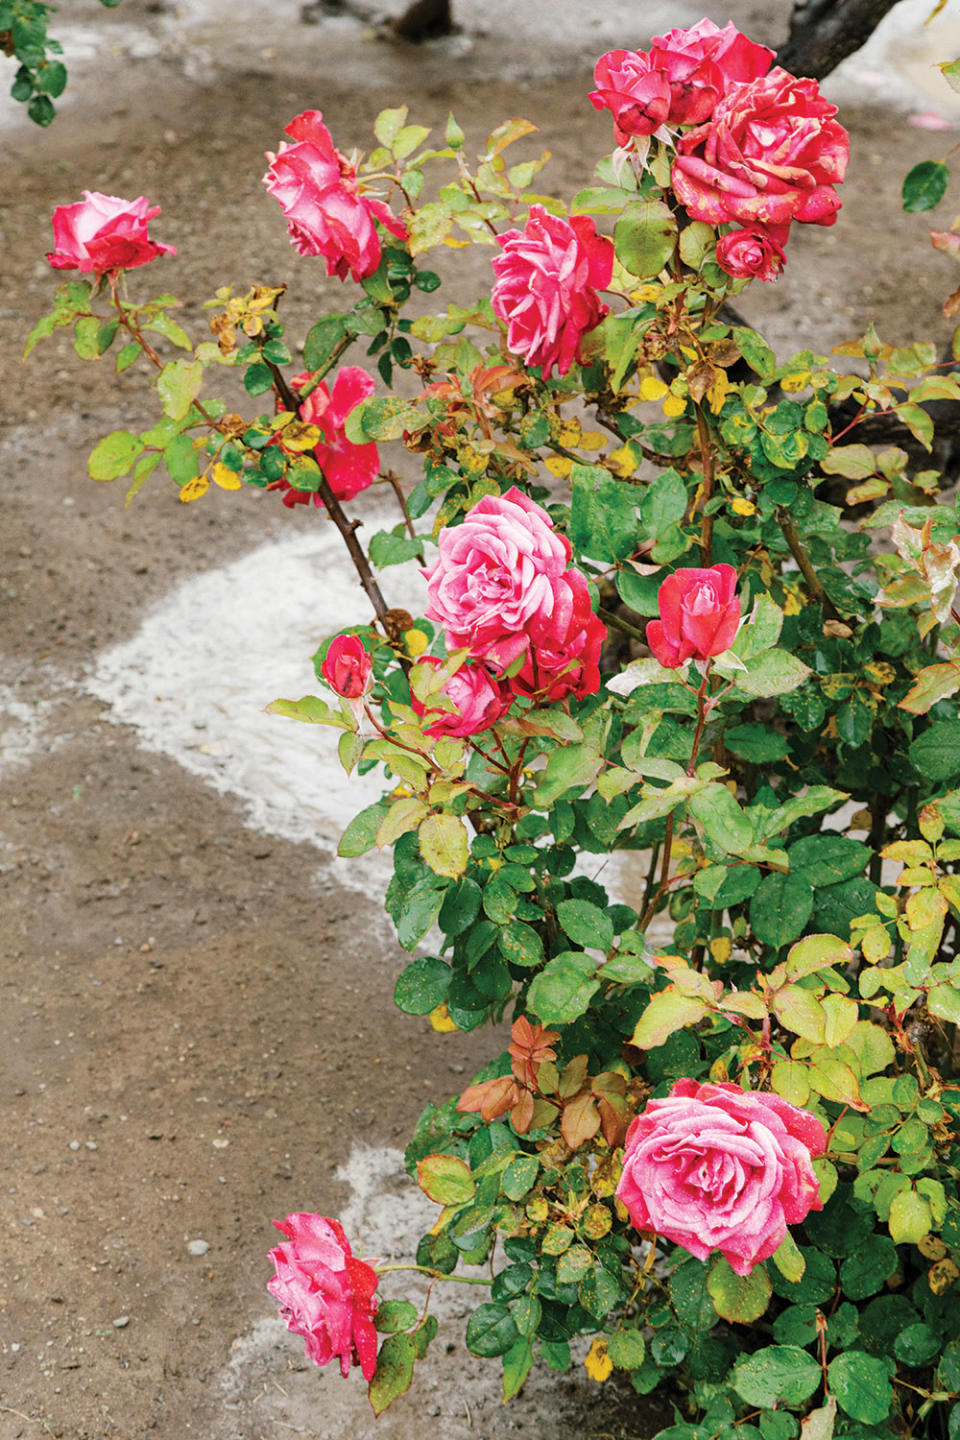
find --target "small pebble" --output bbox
[186,1239,209,1257]
[112,1316,129,1329]
[68,1141,80,1152]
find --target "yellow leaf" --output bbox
[405,628,430,658]
[662,393,687,418]
[783,587,803,616]
[640,375,669,402]
[607,445,637,478]
[281,421,322,453]
[211,462,242,491]
[710,935,732,964]
[781,371,811,393]
[179,474,210,504]
[631,285,660,303]
[558,419,582,446]
[584,1338,613,1383]
[707,368,730,414]
[731,496,756,516]
[545,455,573,479]
[579,430,607,452]
[429,1003,459,1033]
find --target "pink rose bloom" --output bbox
[411,658,509,739]
[646,564,740,669]
[47,191,176,274]
[672,69,850,229]
[422,487,573,671]
[263,110,407,282]
[508,568,606,703]
[490,206,613,380]
[267,1213,379,1378]
[320,634,372,700]
[616,1080,826,1276]
[272,366,379,508]
[591,21,773,144]
[715,223,789,282]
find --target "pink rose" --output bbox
[672,69,850,229]
[272,366,380,509]
[591,21,773,144]
[508,568,606,703]
[321,635,372,700]
[422,487,573,671]
[646,564,740,668]
[267,1213,379,1378]
[490,206,613,380]
[263,110,407,282]
[616,1080,826,1276]
[47,191,176,274]
[411,658,509,739]
[715,223,789,282]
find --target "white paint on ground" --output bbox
[87,518,425,896]
[0,674,55,776]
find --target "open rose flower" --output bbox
[616,1080,826,1276]
[716,223,789,282]
[271,366,379,508]
[508,568,605,703]
[321,634,372,700]
[267,1213,379,1378]
[590,21,773,144]
[490,206,613,379]
[646,564,740,668]
[263,110,407,282]
[672,69,850,229]
[422,487,574,671]
[47,191,176,274]
[411,657,509,739]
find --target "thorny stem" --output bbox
[598,606,647,645]
[694,405,715,567]
[379,470,418,539]
[295,333,356,400]
[777,507,840,620]
[266,357,396,635]
[374,1263,491,1286]
[686,667,712,777]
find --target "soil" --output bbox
[1,1,959,1437]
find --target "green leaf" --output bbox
[578,1262,622,1318]
[751,873,814,949]
[337,801,389,857]
[501,1154,539,1201]
[689,783,755,857]
[369,1332,416,1416]
[502,1336,535,1401]
[369,530,425,568]
[375,1299,420,1333]
[707,1256,772,1324]
[527,951,600,1025]
[723,723,789,763]
[266,695,339,725]
[419,813,468,878]
[798,1398,837,1440]
[417,1153,476,1205]
[888,1187,932,1243]
[902,159,950,213]
[614,199,678,279]
[827,1352,892,1424]
[771,1232,805,1285]
[465,1302,518,1358]
[720,647,811,698]
[570,463,639,562]
[303,314,349,373]
[345,395,424,442]
[820,443,877,480]
[839,1237,897,1299]
[158,358,203,420]
[88,429,144,481]
[788,835,871,887]
[731,1345,821,1409]
[533,742,603,807]
[396,876,446,951]
[556,898,614,952]
[732,326,776,380]
[497,920,544,969]
[630,991,710,1049]
[394,956,450,1015]
[607,1328,646,1369]
[910,720,960,782]
[640,467,688,536]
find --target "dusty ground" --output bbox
[2,1,960,1437]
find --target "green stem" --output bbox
[374,1263,491,1286]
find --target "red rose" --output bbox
[47,191,176,274]
[410,658,509,739]
[616,1080,825,1276]
[267,1213,379,1379]
[321,635,372,700]
[508,568,606,703]
[715,223,789,282]
[672,69,850,230]
[646,564,740,668]
[590,21,773,144]
[490,206,613,380]
[271,366,379,509]
[263,110,407,282]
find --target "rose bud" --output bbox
[320,634,372,700]
[47,191,176,274]
[646,563,741,668]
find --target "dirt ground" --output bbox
[2,1,960,1437]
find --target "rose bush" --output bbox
[616,1080,826,1276]
[267,1213,380,1379]
[31,19,960,1436]
[47,191,175,274]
